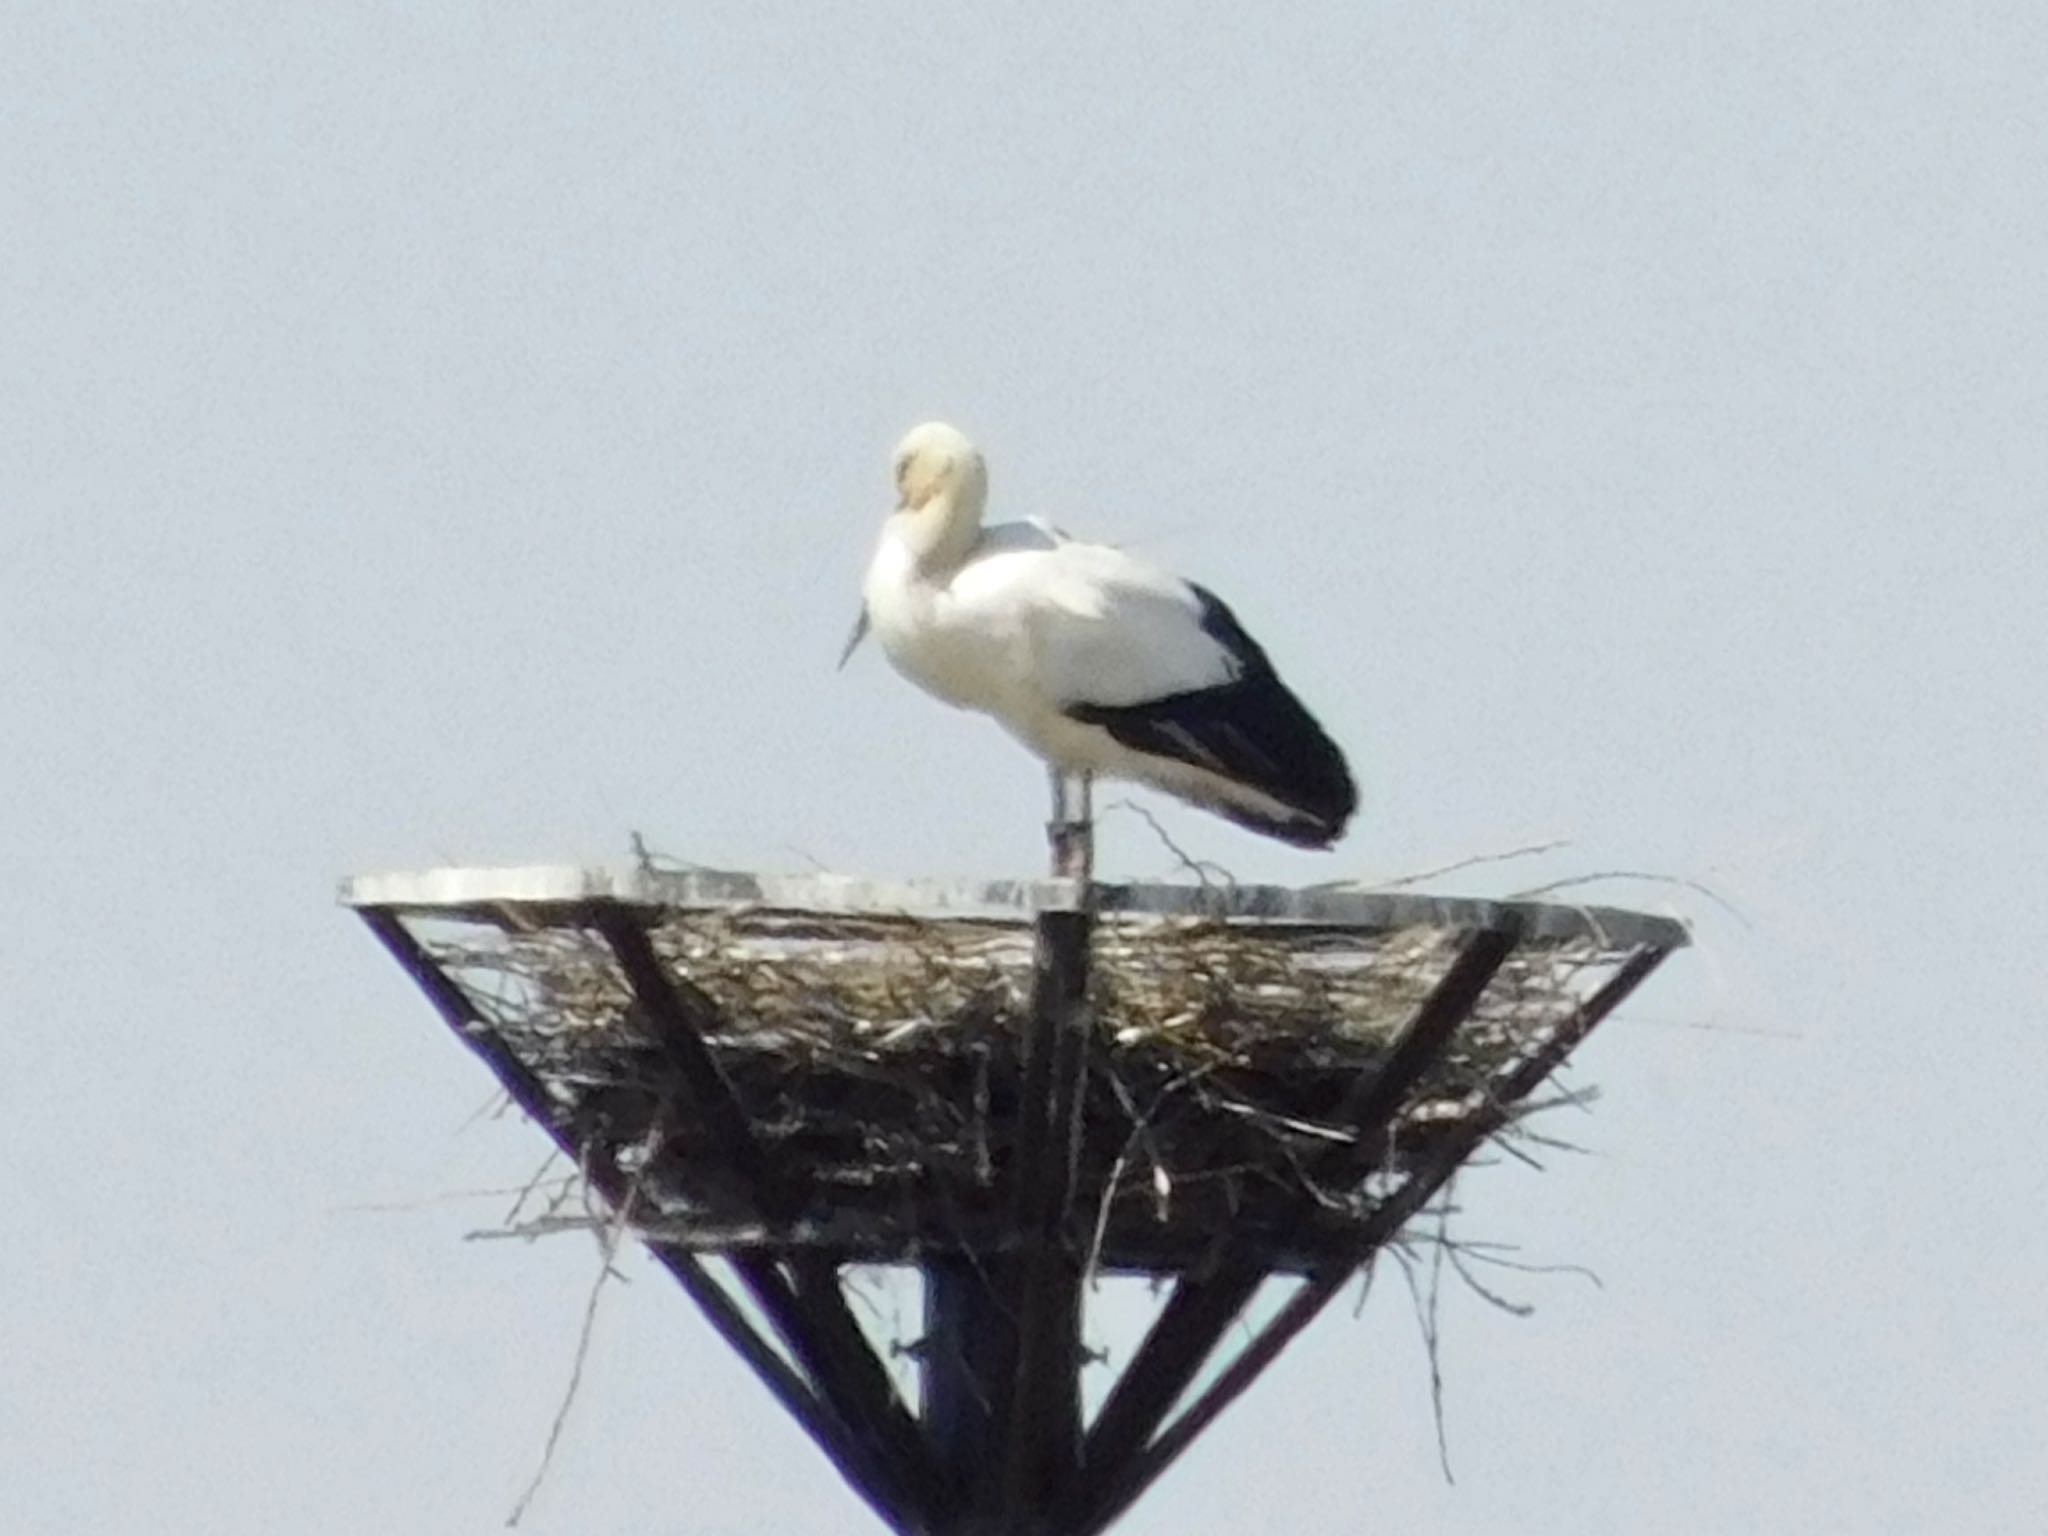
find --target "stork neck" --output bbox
[897,491,982,576]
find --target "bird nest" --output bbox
[420,902,1634,1275]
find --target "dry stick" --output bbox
[505,1167,638,1527]
[329,1178,571,1216]
[1509,868,1750,928]
[506,1149,566,1226]
[1104,798,1238,894]
[1349,1252,1379,1319]
[1436,1241,1537,1319]
[1362,838,1577,892]
[457,1086,512,1132]
[1622,1014,1798,1039]
[1441,1242,1603,1287]
[1426,1196,1455,1482]
[1383,1242,1455,1482]
[1298,837,1573,895]
[626,830,710,875]
[1083,1068,1199,1292]
[467,1214,611,1244]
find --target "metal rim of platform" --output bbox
[340,863,1692,950]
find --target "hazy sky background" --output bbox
[6,4,2046,1532]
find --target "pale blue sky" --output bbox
[6,4,2046,1532]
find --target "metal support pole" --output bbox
[920,901,1094,1533]
[1004,906,1091,1513]
[921,1253,1015,1530]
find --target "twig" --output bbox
[505,1150,567,1227]
[1617,1014,1799,1040]
[466,1213,613,1244]
[457,1088,512,1133]
[504,1169,638,1527]
[1104,798,1238,895]
[329,1180,571,1216]
[1351,1252,1378,1318]
[1440,1244,1535,1318]
[1509,870,1750,929]
[1317,838,1574,893]
[626,832,709,875]
[782,844,836,875]
[1451,1245,1604,1291]
[1390,1230,1455,1485]
[1084,1068,1201,1291]
[1425,1199,1454,1483]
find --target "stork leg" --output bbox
[1075,772,1094,881]
[1046,769,1095,882]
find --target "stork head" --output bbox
[892,421,988,520]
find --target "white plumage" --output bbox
[843,422,1357,849]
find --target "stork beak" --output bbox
[837,607,871,670]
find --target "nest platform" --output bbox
[347,864,1686,1536]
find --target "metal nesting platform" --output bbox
[346,865,1687,1536]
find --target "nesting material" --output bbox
[419,902,1633,1275]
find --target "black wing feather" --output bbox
[1063,585,1358,847]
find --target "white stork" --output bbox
[841,422,1357,874]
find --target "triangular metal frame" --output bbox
[351,869,1684,1535]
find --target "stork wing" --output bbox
[949,528,1356,845]
[1055,568,1358,844]
[988,538,1239,708]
